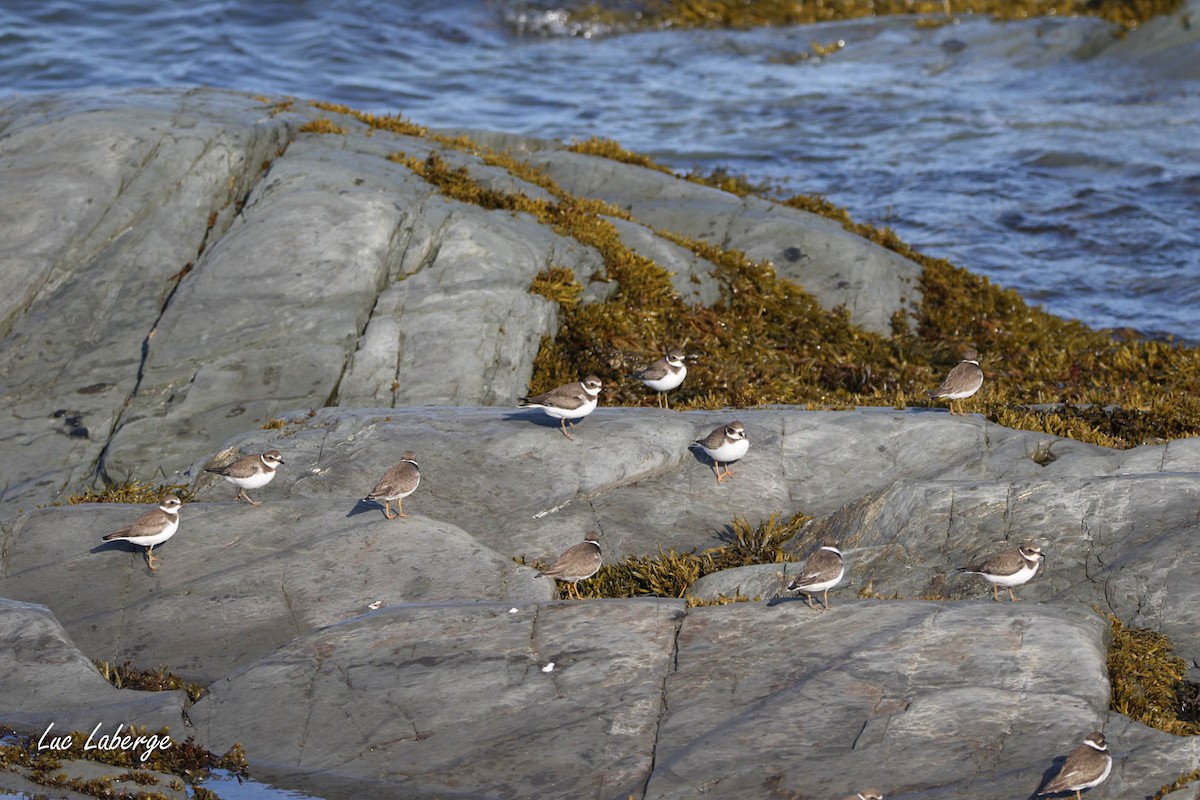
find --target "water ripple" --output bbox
[0,0,1197,336]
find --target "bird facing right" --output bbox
[205,449,285,506]
[536,531,602,600]
[518,376,603,440]
[1038,731,1111,800]
[691,421,749,483]
[100,494,183,572]
[630,348,688,408]
[364,451,421,520]
[787,538,845,610]
[843,790,884,800]
[927,348,984,414]
[956,542,1044,602]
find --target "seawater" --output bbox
[1,0,1198,337]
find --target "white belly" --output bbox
[982,562,1038,588]
[1084,757,1112,790]
[124,518,178,548]
[796,565,844,594]
[941,386,981,400]
[225,470,275,489]
[540,396,597,421]
[643,367,686,393]
[704,437,749,463]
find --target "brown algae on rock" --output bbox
[298,97,1200,452]
[579,512,806,600]
[224,97,1200,456]
[0,724,248,800]
[548,0,1182,34]
[65,479,196,505]
[1107,614,1200,737]
[297,118,346,135]
[93,660,206,703]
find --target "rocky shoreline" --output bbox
[1,87,1198,798]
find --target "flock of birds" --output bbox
[95,347,1112,798]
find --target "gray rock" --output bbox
[646,601,1200,800]
[183,597,1200,800]
[0,597,185,735]
[688,561,812,603]
[1092,0,1200,79]
[801,472,1200,661]
[190,599,686,800]
[517,149,923,335]
[177,405,1194,563]
[0,88,290,511]
[4,87,1200,800]
[0,501,550,682]
[0,87,931,514]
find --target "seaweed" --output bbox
[1107,614,1200,736]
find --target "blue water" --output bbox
[1,0,1198,337]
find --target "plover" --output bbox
[101,494,182,572]
[691,421,749,483]
[928,348,984,414]
[205,449,285,506]
[364,451,421,520]
[519,376,602,440]
[630,348,688,408]
[1038,731,1111,800]
[957,542,1044,602]
[537,531,602,600]
[844,790,884,800]
[787,539,845,610]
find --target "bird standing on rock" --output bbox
[956,542,1044,602]
[101,494,182,572]
[691,421,749,483]
[536,531,602,599]
[205,449,285,506]
[364,451,421,520]
[519,376,602,440]
[1038,731,1111,800]
[787,538,845,610]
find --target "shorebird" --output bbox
[518,376,602,440]
[787,539,845,610]
[957,542,1044,602]
[101,494,182,572]
[630,348,688,408]
[537,532,602,599]
[928,348,984,414]
[1038,731,1111,800]
[691,421,749,483]
[364,451,421,520]
[205,449,285,505]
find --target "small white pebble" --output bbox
[508,607,520,614]
[541,662,555,673]
[368,600,383,610]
